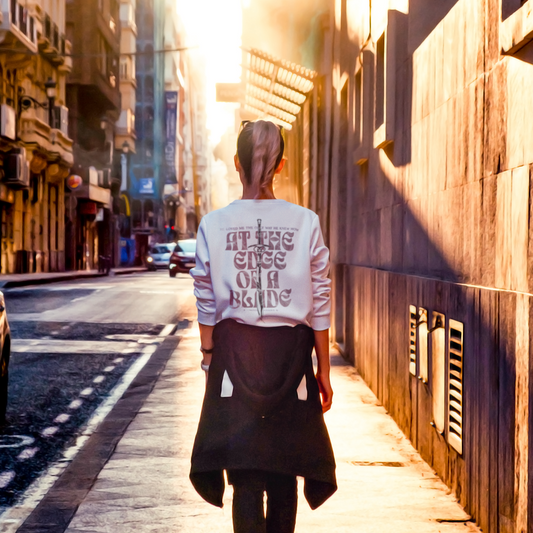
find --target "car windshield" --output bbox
[151,246,171,254]
[176,240,196,253]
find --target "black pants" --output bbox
[227,469,298,533]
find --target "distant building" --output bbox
[0,0,73,273]
[127,0,208,259]
[114,0,137,266]
[65,0,121,270]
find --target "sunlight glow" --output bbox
[175,0,242,145]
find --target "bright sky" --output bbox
[175,0,243,145]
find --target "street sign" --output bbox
[139,178,155,195]
[216,83,243,103]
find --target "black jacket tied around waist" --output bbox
[190,319,337,510]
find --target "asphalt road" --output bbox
[0,271,196,513]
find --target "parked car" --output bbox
[0,293,12,423]
[146,243,176,271]
[169,239,197,276]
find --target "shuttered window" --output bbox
[448,319,464,454]
[409,305,417,376]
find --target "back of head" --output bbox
[237,120,284,197]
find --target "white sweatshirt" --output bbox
[190,199,331,330]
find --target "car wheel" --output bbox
[0,343,9,424]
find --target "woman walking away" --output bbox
[189,119,337,533]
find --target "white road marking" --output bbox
[104,366,115,372]
[12,339,142,354]
[17,448,39,461]
[159,324,175,336]
[93,375,105,384]
[0,346,157,531]
[41,427,58,437]
[0,436,35,449]
[54,414,70,424]
[113,357,124,364]
[0,471,15,489]
[79,388,94,397]
[68,399,83,410]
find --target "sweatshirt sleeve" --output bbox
[309,214,331,330]
[190,217,216,326]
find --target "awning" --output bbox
[242,48,316,130]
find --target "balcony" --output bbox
[72,166,111,205]
[18,110,73,166]
[58,38,72,74]
[38,12,66,65]
[0,0,38,55]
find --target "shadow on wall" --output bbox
[329,2,527,533]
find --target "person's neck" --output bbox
[241,186,276,200]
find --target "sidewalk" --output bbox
[0,267,147,289]
[49,326,480,532]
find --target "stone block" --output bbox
[495,170,513,289]
[443,6,456,102]
[462,180,482,284]
[510,165,529,292]
[506,58,526,170]
[434,21,445,109]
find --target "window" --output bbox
[354,69,362,149]
[375,33,385,130]
[120,58,128,80]
[98,34,107,77]
[5,69,15,107]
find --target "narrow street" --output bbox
[0,272,196,516]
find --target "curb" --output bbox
[0,268,148,289]
[15,335,180,532]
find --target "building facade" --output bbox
[65,0,121,270]
[307,1,533,532]
[0,0,73,273]
[114,0,137,266]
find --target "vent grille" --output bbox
[409,305,417,375]
[448,319,464,454]
[418,308,428,383]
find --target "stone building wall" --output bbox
[315,1,533,531]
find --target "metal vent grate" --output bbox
[448,319,464,454]
[409,305,417,375]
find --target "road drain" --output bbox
[349,461,406,467]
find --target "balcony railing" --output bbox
[0,0,38,53]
